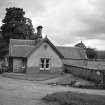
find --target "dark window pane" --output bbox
[41,64,44,68]
[46,64,49,68]
[46,59,49,63]
[41,58,44,63]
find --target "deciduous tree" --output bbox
[0,7,35,57]
[86,47,97,59]
[1,7,35,42]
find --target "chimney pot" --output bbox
[36,26,43,38]
[37,26,43,29]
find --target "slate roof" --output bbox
[9,39,37,57]
[10,45,34,57]
[10,39,36,46]
[56,46,87,59]
[9,38,63,58]
[9,38,87,60]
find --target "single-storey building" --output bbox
[9,26,87,75]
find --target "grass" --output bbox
[42,91,105,105]
[2,72,61,81]
[47,74,99,89]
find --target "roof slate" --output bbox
[10,39,36,46]
[9,39,41,57]
[56,46,87,59]
[9,39,87,60]
[10,45,34,57]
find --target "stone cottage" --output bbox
[9,26,87,75]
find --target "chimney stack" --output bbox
[36,26,43,39]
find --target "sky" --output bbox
[0,0,105,50]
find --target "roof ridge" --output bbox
[56,46,73,48]
[56,46,82,49]
[10,38,35,41]
[14,45,34,47]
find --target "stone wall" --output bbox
[64,64,105,84]
[63,59,105,69]
[87,59,105,69]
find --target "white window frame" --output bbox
[40,58,50,70]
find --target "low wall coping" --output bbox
[64,63,105,72]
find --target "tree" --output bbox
[1,7,35,43]
[86,47,97,59]
[97,51,105,59]
[0,7,35,58]
[0,39,8,58]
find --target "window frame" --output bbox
[40,58,50,70]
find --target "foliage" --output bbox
[1,7,35,43]
[97,51,105,59]
[86,47,97,59]
[0,7,35,57]
[0,39,8,57]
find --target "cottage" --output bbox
[8,26,87,75]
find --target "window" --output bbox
[46,58,50,69]
[40,58,50,70]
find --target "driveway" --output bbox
[0,76,105,105]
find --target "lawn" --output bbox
[2,72,61,81]
[42,91,105,105]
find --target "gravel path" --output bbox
[0,76,105,105]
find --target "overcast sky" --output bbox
[0,0,105,50]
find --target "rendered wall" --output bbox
[27,42,63,73]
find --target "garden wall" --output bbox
[64,64,105,84]
[87,59,105,69]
